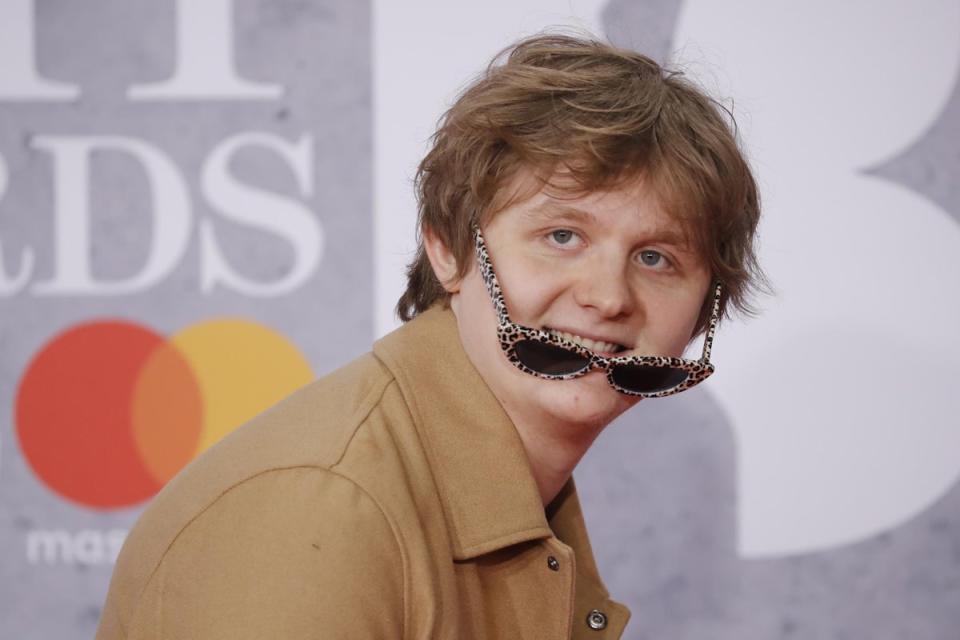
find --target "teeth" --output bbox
[548,329,623,354]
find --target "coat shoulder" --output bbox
[97,351,406,639]
[100,466,407,639]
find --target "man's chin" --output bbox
[535,374,636,428]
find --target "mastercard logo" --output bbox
[15,318,314,510]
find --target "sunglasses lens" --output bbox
[515,339,590,376]
[611,364,688,394]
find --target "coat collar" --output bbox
[373,303,554,560]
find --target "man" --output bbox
[97,34,761,639]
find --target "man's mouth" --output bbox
[543,328,628,354]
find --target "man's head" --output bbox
[397,33,763,336]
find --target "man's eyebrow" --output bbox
[522,202,598,224]
[643,228,695,252]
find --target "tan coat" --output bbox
[96,305,630,639]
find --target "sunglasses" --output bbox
[473,225,721,398]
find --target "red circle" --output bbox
[15,321,203,509]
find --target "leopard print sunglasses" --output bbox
[473,225,721,398]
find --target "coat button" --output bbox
[546,555,560,571]
[586,609,608,630]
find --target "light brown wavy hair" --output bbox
[396,33,764,336]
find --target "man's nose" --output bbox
[571,254,637,319]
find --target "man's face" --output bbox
[448,171,712,431]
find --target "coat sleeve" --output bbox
[100,467,406,640]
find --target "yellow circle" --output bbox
[170,319,314,455]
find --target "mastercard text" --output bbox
[26,528,128,565]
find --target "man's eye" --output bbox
[550,229,576,245]
[639,250,665,267]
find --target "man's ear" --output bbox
[422,225,462,293]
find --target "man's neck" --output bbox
[498,399,607,506]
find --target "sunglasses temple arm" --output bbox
[473,226,512,327]
[486,272,511,327]
[700,282,722,363]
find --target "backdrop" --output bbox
[1,1,958,638]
